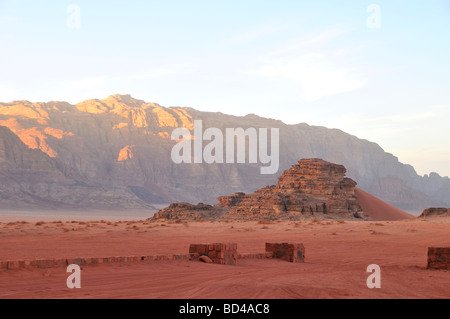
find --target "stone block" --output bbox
[427,247,450,270]
[189,243,237,265]
[7,261,20,270]
[265,243,305,263]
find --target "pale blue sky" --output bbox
[1,0,449,176]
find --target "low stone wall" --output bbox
[1,242,310,271]
[427,247,450,270]
[4,244,447,271]
[0,254,194,270]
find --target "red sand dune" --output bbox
[355,188,415,221]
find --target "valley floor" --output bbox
[0,218,449,299]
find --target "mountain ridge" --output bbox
[1,94,448,212]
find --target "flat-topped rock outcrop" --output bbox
[151,158,363,221]
[419,208,450,218]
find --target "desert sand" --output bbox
[0,215,449,299]
[355,188,416,221]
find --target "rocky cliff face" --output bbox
[0,94,449,211]
[152,159,362,221]
[0,125,150,210]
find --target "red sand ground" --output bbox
[355,188,415,221]
[0,217,449,299]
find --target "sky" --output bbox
[0,0,449,177]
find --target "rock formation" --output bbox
[419,208,450,218]
[151,159,363,221]
[151,202,221,220]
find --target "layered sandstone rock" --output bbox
[118,145,135,162]
[151,159,363,221]
[221,158,362,220]
[419,208,450,218]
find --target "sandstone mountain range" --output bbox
[1,94,449,212]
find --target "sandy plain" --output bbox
[0,216,449,299]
